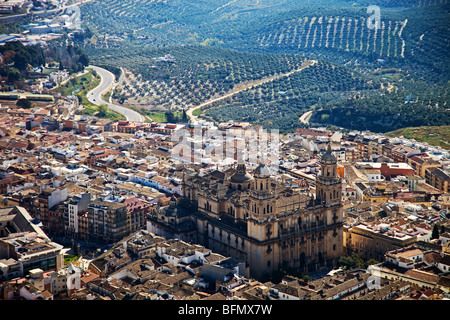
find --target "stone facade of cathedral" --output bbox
[147,144,344,280]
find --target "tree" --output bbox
[78,51,89,67]
[338,253,369,269]
[431,224,440,240]
[12,50,31,71]
[97,104,108,117]
[17,98,32,109]
[7,69,22,83]
[165,111,178,123]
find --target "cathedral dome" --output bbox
[253,163,270,178]
[321,143,337,164]
[229,163,254,184]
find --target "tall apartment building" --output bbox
[425,167,450,193]
[64,192,91,239]
[37,187,68,234]
[88,200,128,244]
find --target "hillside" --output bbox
[89,46,309,110]
[385,126,450,149]
[75,0,450,133]
[203,59,382,132]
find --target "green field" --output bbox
[56,68,100,97]
[129,109,185,123]
[385,126,450,149]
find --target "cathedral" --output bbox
[147,144,344,280]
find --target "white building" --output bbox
[385,247,424,269]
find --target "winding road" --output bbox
[299,110,313,124]
[87,65,144,122]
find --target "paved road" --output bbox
[87,65,144,122]
[299,110,313,124]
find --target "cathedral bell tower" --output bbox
[247,161,278,241]
[315,143,341,207]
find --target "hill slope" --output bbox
[76,0,450,133]
[385,126,450,149]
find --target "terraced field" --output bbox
[250,16,407,59]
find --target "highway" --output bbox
[87,65,144,122]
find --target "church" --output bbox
[147,144,344,280]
